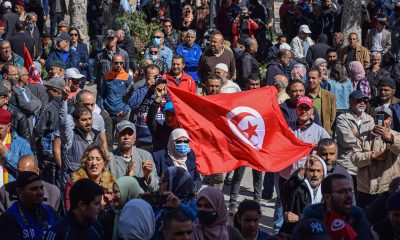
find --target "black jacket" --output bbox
[7,103,31,141]
[25,27,43,59]
[8,32,35,59]
[235,50,259,89]
[164,31,181,51]
[49,0,67,16]
[306,43,331,67]
[27,83,49,112]
[117,36,137,72]
[1,10,19,39]
[146,101,173,152]
[34,97,62,139]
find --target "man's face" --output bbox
[379,85,394,102]
[388,210,400,233]
[164,22,172,35]
[149,47,160,57]
[154,32,164,45]
[210,35,224,54]
[46,87,59,99]
[0,95,8,108]
[326,52,337,64]
[117,128,136,150]
[165,111,178,128]
[186,33,196,46]
[372,55,381,66]
[247,79,260,90]
[237,210,260,238]
[278,37,286,45]
[15,5,24,14]
[306,160,324,188]
[215,68,228,79]
[146,68,159,88]
[81,195,102,220]
[0,123,10,141]
[323,0,332,8]
[4,66,19,83]
[163,220,193,240]
[116,31,124,42]
[296,104,314,123]
[350,98,367,114]
[113,56,124,72]
[319,145,337,168]
[326,179,353,216]
[171,58,184,76]
[0,27,5,36]
[59,26,68,33]
[249,41,258,53]
[57,40,69,51]
[106,36,117,48]
[289,83,305,103]
[333,33,343,46]
[80,93,95,112]
[0,42,12,60]
[348,34,358,48]
[205,79,222,95]
[299,32,308,40]
[307,71,321,90]
[18,180,44,207]
[42,37,52,47]
[376,23,384,32]
[49,67,64,78]
[281,52,292,66]
[75,112,93,133]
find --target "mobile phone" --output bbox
[141,193,167,207]
[375,113,385,126]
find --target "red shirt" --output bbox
[165,71,197,94]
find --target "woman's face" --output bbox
[319,63,328,75]
[85,149,106,179]
[113,183,121,208]
[175,136,189,146]
[197,197,214,212]
[237,210,261,238]
[69,30,79,44]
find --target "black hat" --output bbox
[16,171,41,188]
[349,90,368,99]
[50,60,67,70]
[317,33,328,43]
[378,77,396,89]
[292,218,331,240]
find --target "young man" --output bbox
[162,208,193,240]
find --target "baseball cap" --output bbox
[349,90,368,99]
[65,68,85,79]
[297,96,313,108]
[17,171,41,188]
[106,30,116,38]
[116,120,136,133]
[58,20,68,27]
[299,25,312,34]
[0,85,8,97]
[215,63,229,72]
[44,77,66,91]
[50,60,67,70]
[3,1,12,9]
[291,218,331,240]
[164,101,175,113]
[374,105,392,117]
[378,77,396,89]
[54,32,71,42]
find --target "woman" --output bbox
[291,63,307,84]
[69,27,92,88]
[112,176,144,240]
[65,145,116,211]
[193,187,244,240]
[312,58,329,89]
[153,128,202,190]
[118,199,155,240]
[234,200,269,240]
[326,61,352,114]
[348,61,371,98]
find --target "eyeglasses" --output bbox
[355,99,368,103]
[176,140,189,144]
[164,25,172,28]
[70,33,78,36]
[331,188,354,195]
[150,51,158,54]
[153,36,162,39]
[114,61,124,65]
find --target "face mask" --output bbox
[152,38,161,46]
[154,3,160,8]
[175,143,190,155]
[233,48,241,55]
[150,54,158,61]
[53,73,61,78]
[197,210,218,225]
[27,23,35,30]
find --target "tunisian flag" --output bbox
[23,43,42,84]
[167,86,313,174]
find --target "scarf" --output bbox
[348,61,366,81]
[164,166,195,202]
[2,131,11,184]
[167,128,190,170]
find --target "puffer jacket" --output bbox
[101,69,132,115]
[335,111,375,175]
[351,129,400,195]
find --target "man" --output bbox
[365,52,390,95]
[280,155,327,235]
[0,40,24,72]
[371,192,400,239]
[266,49,295,86]
[46,32,80,71]
[306,68,336,135]
[176,29,202,83]
[267,35,287,62]
[306,34,331,67]
[165,55,196,93]
[351,106,400,210]
[285,2,311,42]
[145,45,168,74]
[321,0,340,43]
[325,48,338,69]
[1,1,19,39]
[25,1,45,35]
[109,120,159,192]
[273,75,290,104]
[48,60,66,79]
[197,33,236,84]
[145,30,173,69]
[303,174,373,239]
[48,0,67,37]
[64,67,85,100]
[163,19,180,52]
[291,25,314,65]
[332,32,344,52]
[0,172,58,239]
[236,38,260,89]
[57,20,68,35]
[308,2,328,41]
[203,73,223,96]
[100,54,132,132]
[162,208,193,240]
[365,18,391,56]
[339,32,370,68]
[116,29,136,72]
[8,21,34,59]
[0,155,60,213]
[216,63,241,93]
[44,179,103,240]
[335,90,375,194]
[246,73,261,90]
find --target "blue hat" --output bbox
[349,90,368,99]
[164,101,175,113]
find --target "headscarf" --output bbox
[193,187,229,240]
[348,61,366,81]
[291,63,307,83]
[163,166,195,202]
[303,156,327,204]
[167,128,190,170]
[312,58,328,69]
[118,199,155,240]
[112,177,144,240]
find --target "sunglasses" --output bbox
[176,140,189,144]
[70,33,78,36]
[150,51,158,54]
[164,25,172,28]
[355,99,368,103]
[153,36,162,39]
[114,61,124,65]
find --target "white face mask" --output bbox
[53,73,61,78]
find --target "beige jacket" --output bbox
[351,130,400,195]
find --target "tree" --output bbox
[69,0,88,37]
[341,0,362,44]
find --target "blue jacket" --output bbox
[152,149,202,191]
[101,70,132,115]
[71,42,90,69]
[45,48,81,71]
[176,43,202,82]
[4,131,34,181]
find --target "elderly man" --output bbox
[24,12,42,60]
[339,32,370,68]
[47,60,66,79]
[290,25,314,65]
[165,55,196,93]
[109,120,159,192]
[45,32,80,71]
[145,45,169,74]
[266,49,296,86]
[145,30,173,69]
[198,33,236,84]
[116,29,136,72]
[273,75,289,104]
[268,35,287,62]
[176,30,202,83]
[0,40,24,75]
[365,52,390,91]
[236,38,260,89]
[365,18,391,56]
[216,63,241,93]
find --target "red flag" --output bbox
[167,86,313,174]
[23,43,42,84]
[326,211,358,240]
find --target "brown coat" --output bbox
[338,45,371,69]
[307,88,337,135]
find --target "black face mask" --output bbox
[197,210,218,225]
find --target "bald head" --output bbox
[17,155,39,176]
[273,75,289,91]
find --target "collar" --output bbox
[308,87,322,98]
[214,47,225,57]
[295,120,313,131]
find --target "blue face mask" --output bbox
[175,143,190,155]
[152,37,161,46]
[27,23,35,30]
[150,54,158,61]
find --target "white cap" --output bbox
[215,63,228,72]
[65,68,85,79]
[299,25,312,34]
[3,1,12,9]
[279,43,291,50]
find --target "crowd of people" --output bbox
[0,0,398,239]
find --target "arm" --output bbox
[128,86,149,110]
[330,94,337,129]
[99,133,108,154]
[59,99,74,149]
[306,47,313,67]
[383,31,391,55]
[146,101,161,136]
[52,137,62,168]
[12,87,42,115]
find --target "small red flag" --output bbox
[326,211,358,240]
[167,86,313,174]
[23,43,42,84]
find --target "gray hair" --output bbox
[371,52,382,59]
[154,30,164,38]
[1,79,11,89]
[16,66,28,75]
[26,12,37,20]
[187,29,196,38]
[245,38,257,48]
[316,138,337,155]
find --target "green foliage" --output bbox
[115,11,162,60]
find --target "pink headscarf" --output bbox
[193,187,229,240]
[348,61,365,81]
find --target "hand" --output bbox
[117,111,126,117]
[372,64,380,72]
[142,160,153,182]
[39,59,45,66]
[373,125,392,141]
[371,150,387,161]
[102,110,109,116]
[284,212,300,223]
[155,84,166,103]
[162,192,180,209]
[0,141,8,160]
[43,15,47,21]
[61,86,70,101]
[79,62,83,67]
[127,161,136,176]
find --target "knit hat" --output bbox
[17,171,41,188]
[378,77,396,89]
[0,109,11,125]
[386,192,400,212]
[50,60,67,70]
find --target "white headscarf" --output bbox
[167,128,190,170]
[303,155,327,204]
[118,199,155,240]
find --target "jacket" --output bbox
[101,69,132,115]
[46,48,81,71]
[153,149,202,191]
[144,45,173,70]
[335,111,375,175]
[176,43,202,83]
[7,103,31,141]
[71,42,90,70]
[109,147,159,193]
[197,47,236,83]
[279,99,322,125]
[27,83,49,112]
[11,85,42,118]
[34,97,62,139]
[236,50,260,88]
[303,203,373,240]
[265,60,287,86]
[146,101,172,152]
[306,88,337,135]
[351,129,400,194]
[371,218,397,240]
[48,0,67,16]
[164,31,181,51]
[365,28,392,55]
[117,36,137,71]
[366,96,400,132]
[165,71,197,94]
[290,36,314,64]
[339,45,371,69]
[1,10,19,39]
[306,43,331,67]
[232,18,259,45]
[8,32,35,60]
